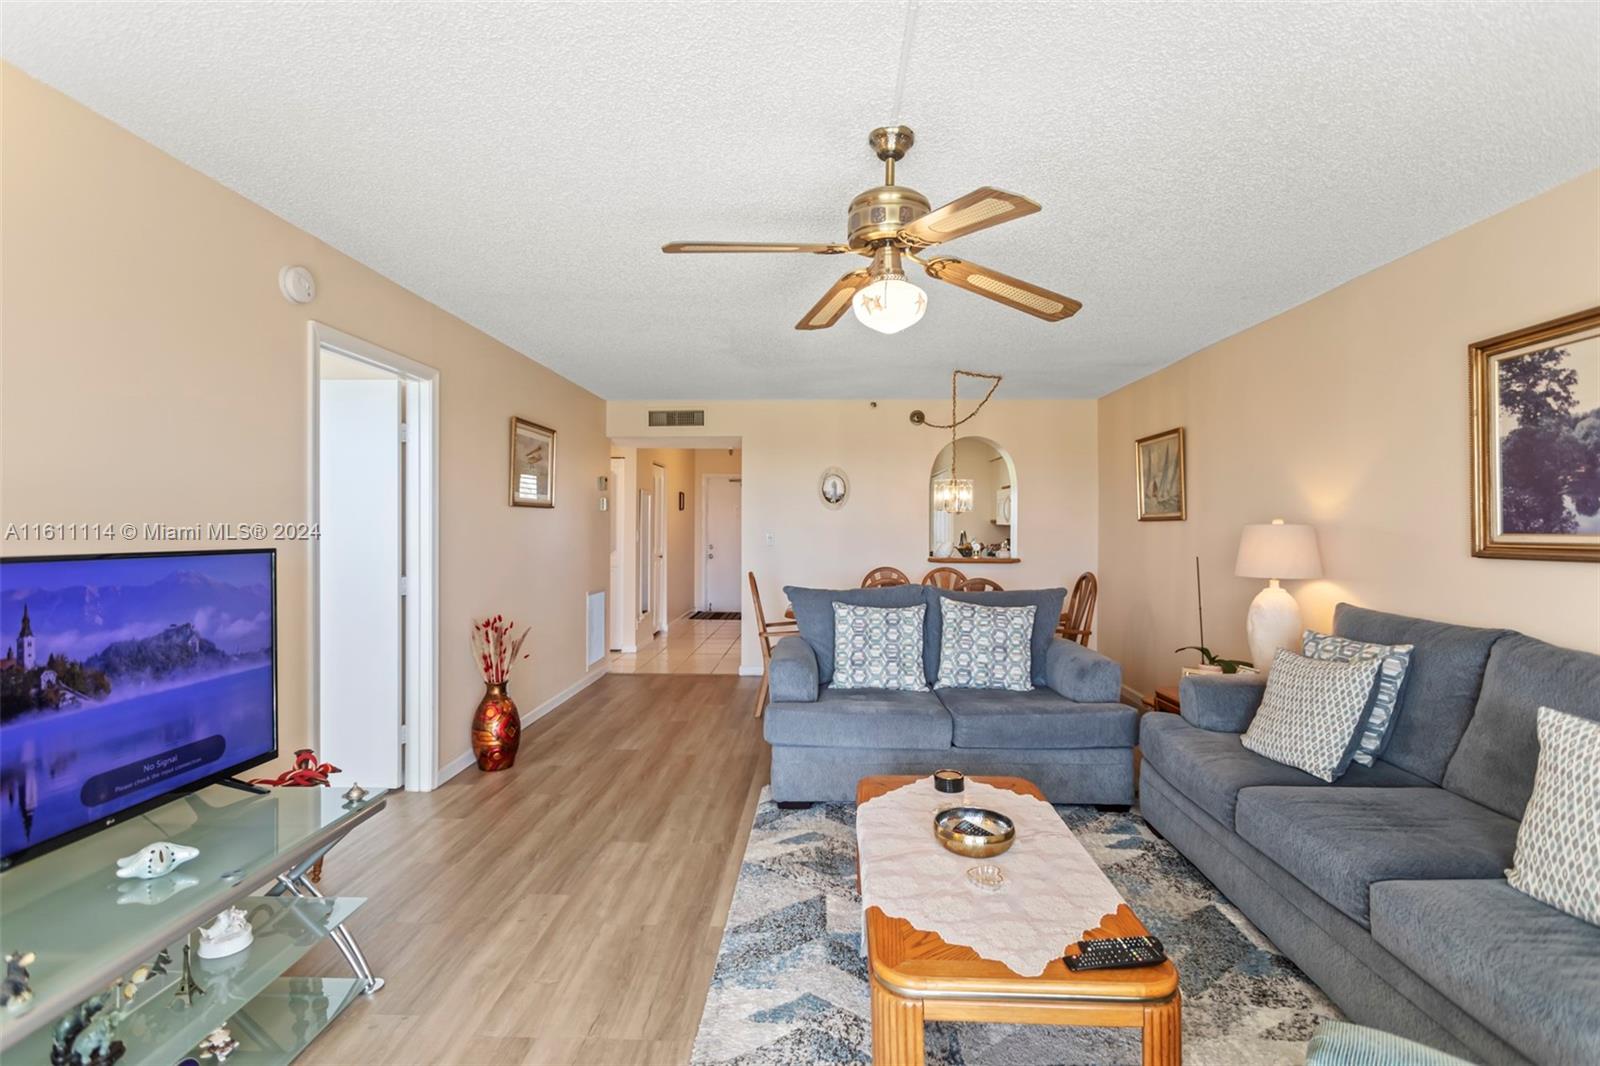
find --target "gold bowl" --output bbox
[934,807,1016,858]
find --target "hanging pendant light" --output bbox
[931,369,976,513]
[852,246,927,334]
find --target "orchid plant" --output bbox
[472,615,530,685]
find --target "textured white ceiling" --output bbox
[4,2,1597,399]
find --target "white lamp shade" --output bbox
[852,277,927,334]
[1235,520,1322,580]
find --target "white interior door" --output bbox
[608,456,625,650]
[703,476,741,612]
[319,374,404,789]
[638,488,654,624]
[652,464,667,633]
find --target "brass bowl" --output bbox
[934,806,1016,858]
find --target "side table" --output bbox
[1149,685,1180,714]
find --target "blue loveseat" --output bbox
[764,584,1136,804]
[1140,604,1600,1065]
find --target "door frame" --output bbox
[651,463,667,634]
[698,474,741,613]
[310,322,440,792]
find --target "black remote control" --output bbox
[1063,935,1166,971]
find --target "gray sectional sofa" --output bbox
[1140,604,1600,1065]
[764,583,1136,804]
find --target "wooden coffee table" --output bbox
[857,775,1181,1065]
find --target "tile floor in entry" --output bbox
[607,616,743,675]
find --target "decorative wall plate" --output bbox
[819,467,849,509]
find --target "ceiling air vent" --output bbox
[648,409,705,427]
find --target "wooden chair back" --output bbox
[861,566,911,588]
[920,566,967,590]
[1058,571,1098,646]
[957,577,1004,592]
[747,571,797,719]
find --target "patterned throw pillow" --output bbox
[934,600,1035,691]
[1507,707,1600,926]
[831,603,927,690]
[1242,650,1381,782]
[1302,630,1414,766]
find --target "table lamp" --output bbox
[1235,519,1322,670]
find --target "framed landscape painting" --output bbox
[510,417,555,508]
[1470,307,1600,561]
[1135,427,1186,521]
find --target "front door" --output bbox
[703,476,741,612]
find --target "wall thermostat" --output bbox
[279,265,316,304]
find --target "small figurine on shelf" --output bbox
[115,842,200,880]
[196,1026,240,1063]
[341,781,369,806]
[248,748,340,788]
[247,748,341,882]
[47,952,170,1063]
[173,945,205,1008]
[196,908,253,960]
[3,950,35,1015]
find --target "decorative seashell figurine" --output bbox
[115,841,200,880]
[197,907,254,960]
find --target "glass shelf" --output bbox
[6,895,365,1066]
[190,977,364,1066]
[0,784,385,1053]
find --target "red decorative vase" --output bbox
[471,682,521,771]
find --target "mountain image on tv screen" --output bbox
[0,550,276,864]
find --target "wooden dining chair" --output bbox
[1058,571,1098,646]
[957,577,1005,592]
[861,566,911,588]
[748,571,798,719]
[920,566,967,590]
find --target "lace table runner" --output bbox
[857,776,1125,977]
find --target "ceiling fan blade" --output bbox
[795,270,873,330]
[897,187,1039,247]
[662,241,850,254]
[922,257,1082,321]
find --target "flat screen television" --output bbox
[0,549,278,868]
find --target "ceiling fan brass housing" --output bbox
[847,185,931,249]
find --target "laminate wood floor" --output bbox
[290,672,767,1066]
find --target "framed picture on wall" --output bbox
[1470,307,1600,561]
[1135,427,1186,521]
[510,417,555,508]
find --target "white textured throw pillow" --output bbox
[1506,706,1600,926]
[935,600,1035,691]
[1241,650,1380,782]
[831,603,927,690]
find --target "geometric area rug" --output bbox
[691,788,1340,1065]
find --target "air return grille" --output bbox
[648,409,706,427]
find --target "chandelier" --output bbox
[925,370,1003,514]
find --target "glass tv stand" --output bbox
[0,783,387,1064]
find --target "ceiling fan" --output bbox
[663,126,1081,335]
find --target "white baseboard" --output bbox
[738,664,763,677]
[434,664,610,786]
[1122,683,1149,709]
[437,749,476,785]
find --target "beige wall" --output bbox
[1098,170,1600,699]
[0,65,611,777]
[607,401,1099,671]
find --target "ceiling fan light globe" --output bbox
[851,277,927,334]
